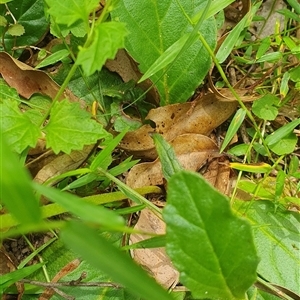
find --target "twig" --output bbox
[20,279,122,289]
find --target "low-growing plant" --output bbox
[0,0,299,299]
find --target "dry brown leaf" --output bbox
[39,258,81,300]
[106,49,159,104]
[121,93,237,159]
[203,157,232,195]
[126,134,219,188]
[130,209,179,288]
[0,52,80,103]
[34,145,94,185]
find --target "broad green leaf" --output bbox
[164,171,258,299]
[220,108,246,153]
[0,99,41,153]
[61,221,174,300]
[111,0,216,105]
[43,99,109,154]
[0,0,49,55]
[152,133,182,180]
[234,200,300,295]
[268,132,298,155]
[33,183,125,230]
[252,94,280,121]
[76,22,128,76]
[0,263,43,295]
[265,119,300,146]
[0,134,42,226]
[45,0,99,27]
[35,49,70,68]
[139,0,211,83]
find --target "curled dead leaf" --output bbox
[0,52,80,104]
[121,93,237,159]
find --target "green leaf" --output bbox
[252,94,280,121]
[0,134,42,226]
[152,133,182,181]
[111,0,216,105]
[255,52,283,63]
[61,221,174,300]
[234,200,300,295]
[0,15,7,26]
[164,171,258,299]
[0,0,49,55]
[35,49,70,68]
[265,119,300,146]
[45,0,99,27]
[268,132,298,155]
[0,263,43,295]
[90,130,127,171]
[220,108,246,153]
[7,23,25,36]
[43,99,109,154]
[76,22,128,76]
[33,183,126,230]
[0,99,41,153]
[216,3,260,63]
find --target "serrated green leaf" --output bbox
[76,22,127,76]
[61,221,174,300]
[0,0,49,55]
[111,0,216,105]
[0,100,41,153]
[7,23,25,36]
[45,0,99,27]
[43,99,109,154]
[252,94,280,121]
[234,200,300,295]
[164,171,258,299]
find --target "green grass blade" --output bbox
[61,221,174,300]
[220,108,246,153]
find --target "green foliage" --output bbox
[61,221,174,300]
[76,22,128,76]
[234,200,300,296]
[111,0,217,105]
[0,0,299,299]
[43,100,109,154]
[0,0,49,55]
[164,171,259,299]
